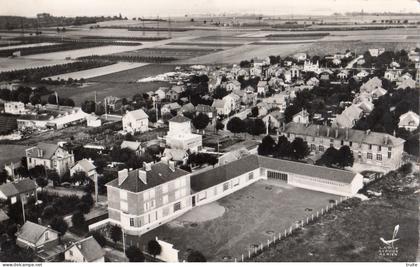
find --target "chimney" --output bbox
[118,169,129,186]
[385,135,389,145]
[345,128,349,140]
[138,169,147,185]
[168,161,175,172]
[366,129,371,135]
[327,128,330,137]
[335,128,338,138]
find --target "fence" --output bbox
[229,196,351,262]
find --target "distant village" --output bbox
[0,46,419,262]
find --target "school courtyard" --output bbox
[126,179,341,261]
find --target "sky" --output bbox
[0,0,419,17]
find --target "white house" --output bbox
[122,109,149,134]
[86,115,101,128]
[70,159,98,183]
[4,101,27,115]
[398,111,419,132]
[165,115,202,153]
[64,236,105,262]
[292,109,310,124]
[16,221,60,254]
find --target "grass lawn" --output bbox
[130,179,340,262]
[251,168,419,262]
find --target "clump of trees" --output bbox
[227,117,266,136]
[258,135,310,160]
[316,146,354,168]
[187,153,218,167]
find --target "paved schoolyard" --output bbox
[130,179,341,262]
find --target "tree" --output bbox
[91,231,107,247]
[274,135,293,158]
[258,135,276,156]
[110,225,122,243]
[35,177,48,191]
[147,239,162,258]
[48,94,58,105]
[251,106,259,117]
[81,100,96,114]
[338,146,354,168]
[17,93,30,104]
[28,165,46,179]
[227,117,245,136]
[0,169,10,185]
[284,104,301,123]
[291,137,310,160]
[50,216,68,236]
[30,94,42,105]
[47,170,60,186]
[61,98,75,107]
[187,250,206,262]
[247,119,266,136]
[215,120,224,132]
[71,211,87,232]
[81,194,94,208]
[125,246,145,262]
[317,147,339,167]
[192,113,210,133]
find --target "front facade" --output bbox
[26,143,75,177]
[122,109,149,134]
[398,111,420,132]
[281,122,405,171]
[4,101,27,115]
[165,115,202,153]
[106,162,191,235]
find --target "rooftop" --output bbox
[17,221,58,244]
[67,236,105,262]
[169,114,190,123]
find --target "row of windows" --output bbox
[295,176,344,187]
[128,201,183,227]
[267,171,288,181]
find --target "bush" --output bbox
[50,216,68,236]
[125,246,145,262]
[147,239,162,258]
[71,211,87,232]
[110,225,122,243]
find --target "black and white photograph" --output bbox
[0,0,418,264]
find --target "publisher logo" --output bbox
[378,224,399,257]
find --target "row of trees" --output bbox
[258,135,310,160]
[227,117,266,136]
[78,55,177,63]
[0,60,114,83]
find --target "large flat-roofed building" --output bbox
[280,122,405,171]
[106,161,191,235]
[105,154,363,236]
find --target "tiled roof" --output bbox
[283,122,405,147]
[74,159,96,172]
[121,141,142,151]
[190,155,359,192]
[17,221,58,244]
[68,236,105,262]
[169,115,190,123]
[125,109,148,120]
[0,178,36,198]
[26,143,59,159]
[107,162,189,193]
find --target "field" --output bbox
[113,47,224,60]
[0,42,58,51]
[0,144,29,167]
[0,57,75,72]
[134,179,340,262]
[43,62,148,80]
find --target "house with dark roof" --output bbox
[16,221,63,261]
[0,178,37,205]
[26,143,74,177]
[106,161,191,235]
[64,236,105,262]
[280,122,405,171]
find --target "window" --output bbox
[69,250,73,256]
[378,146,382,152]
[162,184,168,194]
[248,172,254,180]
[319,145,324,152]
[175,190,180,199]
[388,152,392,159]
[199,191,207,200]
[173,202,181,212]
[130,218,134,227]
[340,140,344,146]
[349,141,353,147]
[149,189,155,199]
[267,171,288,181]
[223,182,229,191]
[163,195,168,204]
[376,154,382,161]
[233,178,239,186]
[143,191,150,201]
[367,153,372,160]
[388,147,392,151]
[369,144,372,150]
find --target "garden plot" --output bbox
[43,62,148,81]
[0,57,74,73]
